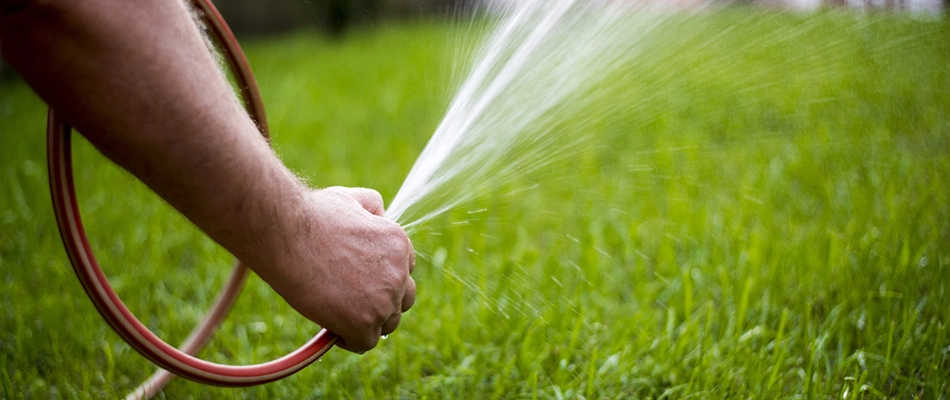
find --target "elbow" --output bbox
[0,0,75,58]
[0,0,79,82]
[0,0,28,15]
[1,0,55,18]
[1,0,76,32]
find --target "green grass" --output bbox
[2,12,949,399]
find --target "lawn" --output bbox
[1,10,949,399]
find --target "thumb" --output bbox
[340,187,386,217]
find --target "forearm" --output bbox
[0,0,304,281]
[2,0,417,351]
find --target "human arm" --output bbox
[0,0,414,352]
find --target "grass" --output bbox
[1,11,949,399]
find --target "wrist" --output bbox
[230,153,312,286]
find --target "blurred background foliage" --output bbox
[209,0,476,38]
[202,0,950,39]
[0,0,944,50]
[0,0,947,80]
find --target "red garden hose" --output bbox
[46,0,337,397]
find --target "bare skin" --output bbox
[0,0,414,353]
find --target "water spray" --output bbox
[46,0,336,398]
[46,3,671,396]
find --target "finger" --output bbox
[402,277,416,312]
[336,337,378,354]
[334,340,370,355]
[343,187,385,216]
[335,329,380,354]
[381,313,401,336]
[334,338,354,353]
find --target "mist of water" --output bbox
[384,0,707,230]
[383,0,942,235]
[370,0,943,356]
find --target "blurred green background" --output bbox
[2,3,949,399]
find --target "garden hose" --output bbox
[46,0,337,397]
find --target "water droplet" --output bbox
[381,334,389,339]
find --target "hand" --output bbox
[251,186,416,353]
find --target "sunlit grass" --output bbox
[1,12,948,398]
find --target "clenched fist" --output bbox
[252,187,416,353]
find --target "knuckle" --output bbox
[402,287,416,312]
[366,189,384,203]
[348,336,378,353]
[357,311,383,330]
[358,303,390,330]
[381,222,406,240]
[362,335,380,352]
[391,258,410,278]
[382,315,401,335]
[379,225,410,259]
